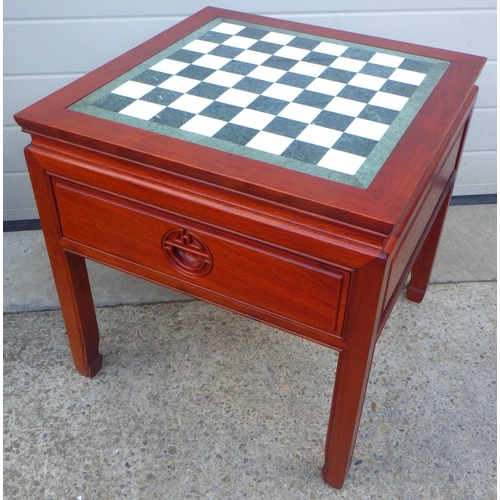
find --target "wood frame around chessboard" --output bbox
[14,7,486,489]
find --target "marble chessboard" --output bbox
[70,19,449,187]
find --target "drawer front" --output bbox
[53,179,349,341]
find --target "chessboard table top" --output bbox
[14,7,486,233]
[69,18,449,189]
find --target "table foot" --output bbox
[406,284,426,303]
[321,462,346,489]
[77,353,104,378]
[407,186,454,304]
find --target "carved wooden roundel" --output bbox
[162,229,213,277]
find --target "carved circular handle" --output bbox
[162,229,213,277]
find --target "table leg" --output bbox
[321,256,386,489]
[25,146,103,378]
[321,345,377,489]
[407,189,452,304]
[51,249,103,378]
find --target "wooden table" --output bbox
[14,7,485,489]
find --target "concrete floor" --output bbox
[3,204,497,499]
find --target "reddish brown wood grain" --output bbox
[52,178,351,346]
[322,254,387,489]
[14,8,486,489]
[24,148,103,377]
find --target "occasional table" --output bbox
[14,7,485,489]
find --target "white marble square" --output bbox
[246,131,294,155]
[212,23,245,35]
[369,53,404,68]
[262,32,295,45]
[306,78,345,96]
[349,73,387,91]
[262,83,303,101]
[325,97,366,117]
[112,81,155,99]
[318,149,366,175]
[204,70,245,87]
[274,46,310,61]
[119,100,166,120]
[150,59,189,75]
[216,88,258,107]
[181,115,226,136]
[230,108,275,130]
[158,75,199,93]
[193,54,232,70]
[234,50,271,65]
[369,92,409,111]
[330,57,367,72]
[297,125,342,148]
[390,68,427,86]
[169,94,212,113]
[183,39,219,54]
[345,118,390,141]
[247,66,287,82]
[223,35,257,50]
[278,102,322,123]
[313,42,348,56]
[290,61,326,77]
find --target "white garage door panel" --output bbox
[455,151,497,195]
[475,62,496,108]
[3,173,37,220]
[5,12,494,76]
[466,109,497,152]
[4,76,82,127]
[4,128,31,174]
[5,1,496,20]
[4,19,178,76]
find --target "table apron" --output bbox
[52,177,353,350]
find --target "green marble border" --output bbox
[69,18,450,189]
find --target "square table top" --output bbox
[14,8,486,234]
[69,17,449,189]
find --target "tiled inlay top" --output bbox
[70,19,449,188]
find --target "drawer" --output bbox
[52,179,350,343]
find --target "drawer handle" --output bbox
[162,229,213,277]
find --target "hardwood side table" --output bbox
[14,8,485,489]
